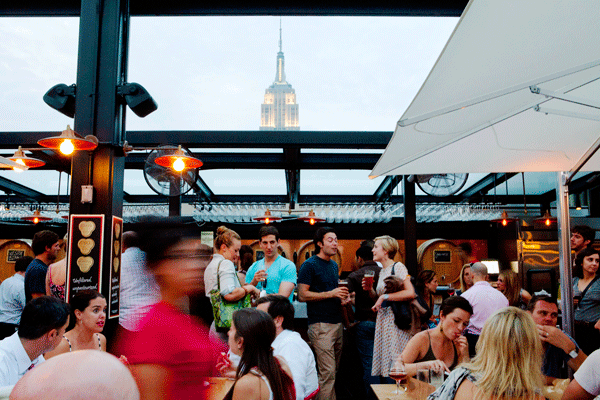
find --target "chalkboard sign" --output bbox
[6,249,25,263]
[433,250,452,263]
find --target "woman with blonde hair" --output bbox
[496,269,531,309]
[367,235,416,381]
[428,307,544,400]
[457,264,473,295]
[204,226,260,341]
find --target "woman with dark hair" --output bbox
[238,245,254,282]
[45,290,107,358]
[573,246,600,355]
[415,270,438,326]
[120,216,221,400]
[400,296,472,376]
[224,308,295,400]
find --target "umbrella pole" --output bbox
[557,171,574,337]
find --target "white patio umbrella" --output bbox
[371,0,600,335]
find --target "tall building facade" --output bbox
[260,24,299,131]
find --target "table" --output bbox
[206,377,234,400]
[371,379,436,400]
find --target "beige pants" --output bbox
[308,322,343,400]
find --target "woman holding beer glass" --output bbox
[369,235,416,381]
[573,247,600,355]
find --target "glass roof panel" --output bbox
[124,169,156,195]
[0,169,69,196]
[199,169,287,195]
[300,170,383,195]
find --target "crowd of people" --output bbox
[0,222,597,399]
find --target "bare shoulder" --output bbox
[232,374,262,399]
[453,378,478,400]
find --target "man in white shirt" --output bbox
[119,231,160,332]
[0,256,32,339]
[461,262,508,356]
[256,295,319,400]
[0,296,69,386]
[562,348,600,400]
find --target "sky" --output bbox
[0,15,465,197]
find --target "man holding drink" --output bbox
[347,241,382,397]
[246,225,297,301]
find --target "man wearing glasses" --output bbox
[298,227,349,400]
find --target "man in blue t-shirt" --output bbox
[527,294,588,384]
[298,227,349,400]
[24,230,61,303]
[246,226,297,301]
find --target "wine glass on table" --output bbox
[389,358,408,395]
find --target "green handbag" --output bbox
[209,260,252,332]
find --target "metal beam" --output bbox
[0,176,51,202]
[1,1,467,17]
[0,131,392,150]
[373,175,401,203]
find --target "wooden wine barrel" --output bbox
[417,239,463,286]
[249,240,293,262]
[0,240,35,282]
[296,240,343,273]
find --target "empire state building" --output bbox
[260,25,299,131]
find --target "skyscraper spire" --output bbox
[275,19,286,84]
[260,19,299,131]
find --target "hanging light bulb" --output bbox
[298,210,326,225]
[21,209,52,224]
[491,210,517,226]
[534,210,556,226]
[253,209,282,224]
[60,139,75,155]
[13,158,26,173]
[172,157,185,172]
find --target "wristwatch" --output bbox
[569,346,579,358]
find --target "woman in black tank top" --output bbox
[398,296,473,376]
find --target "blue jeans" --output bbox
[355,320,379,396]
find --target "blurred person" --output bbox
[205,226,259,342]
[45,290,107,358]
[460,262,508,356]
[221,295,318,400]
[118,231,160,333]
[562,348,600,400]
[526,294,586,384]
[238,245,254,282]
[428,307,544,400]
[458,242,478,264]
[572,247,600,355]
[0,296,69,386]
[346,242,381,394]
[457,264,473,295]
[0,256,32,339]
[401,296,472,376]
[496,269,531,309]
[24,230,60,302]
[45,234,67,301]
[223,308,295,400]
[246,226,297,301]
[571,225,595,255]
[369,235,416,381]
[298,227,348,400]
[10,350,139,400]
[122,216,222,400]
[414,270,438,326]
[188,244,215,328]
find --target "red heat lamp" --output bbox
[38,125,98,155]
[534,210,556,226]
[154,145,203,172]
[9,147,45,171]
[21,210,52,224]
[492,210,518,227]
[298,210,326,225]
[253,209,282,224]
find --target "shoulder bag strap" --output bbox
[216,259,224,292]
[581,275,600,300]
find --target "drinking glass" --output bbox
[389,359,408,394]
[430,368,444,388]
